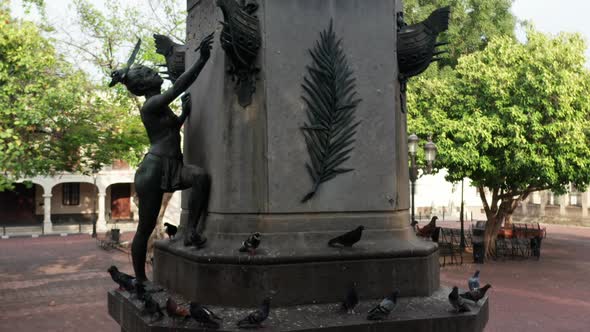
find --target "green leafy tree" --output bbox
[0,2,148,190]
[408,28,590,256]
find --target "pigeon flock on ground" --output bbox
[108,225,491,329]
[448,270,492,312]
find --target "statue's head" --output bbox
[110,65,163,96]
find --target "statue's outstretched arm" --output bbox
[161,33,214,105]
[177,93,191,126]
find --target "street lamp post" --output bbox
[460,178,465,248]
[408,134,419,229]
[408,134,436,229]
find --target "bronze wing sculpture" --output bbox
[217,0,261,107]
[397,6,450,113]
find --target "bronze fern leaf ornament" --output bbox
[300,20,361,203]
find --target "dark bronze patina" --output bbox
[109,33,214,282]
[300,21,361,203]
[217,0,261,107]
[397,6,450,113]
[154,34,187,83]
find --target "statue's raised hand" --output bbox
[197,32,215,61]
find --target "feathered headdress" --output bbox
[109,38,142,87]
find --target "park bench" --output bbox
[493,222,544,260]
[437,227,463,266]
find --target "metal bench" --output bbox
[438,227,463,266]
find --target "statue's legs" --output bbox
[180,165,211,247]
[132,155,164,282]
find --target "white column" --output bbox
[42,194,53,234]
[539,191,546,217]
[559,194,567,216]
[96,191,108,233]
[582,191,588,217]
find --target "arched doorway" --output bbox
[107,183,135,222]
[0,183,42,226]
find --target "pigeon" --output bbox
[164,222,178,239]
[190,302,222,329]
[416,216,437,237]
[239,232,261,254]
[328,226,365,247]
[166,297,190,319]
[468,270,480,291]
[460,284,491,304]
[448,286,470,313]
[367,290,398,320]
[107,265,135,292]
[143,293,164,321]
[341,283,359,314]
[236,297,271,329]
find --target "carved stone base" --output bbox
[153,235,439,307]
[108,287,489,332]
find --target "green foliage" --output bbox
[0,4,148,190]
[409,27,590,201]
[403,0,516,67]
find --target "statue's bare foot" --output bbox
[184,232,207,248]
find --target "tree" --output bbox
[402,0,516,67]
[0,2,148,191]
[408,27,590,256]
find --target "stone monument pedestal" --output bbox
[108,287,489,332]
[108,0,489,330]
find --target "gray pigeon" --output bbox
[468,270,480,291]
[328,226,365,247]
[237,297,271,328]
[143,293,164,322]
[341,283,359,314]
[448,286,470,313]
[107,265,135,292]
[460,284,491,304]
[190,302,222,329]
[239,232,261,254]
[367,290,399,320]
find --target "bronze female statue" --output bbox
[110,33,214,282]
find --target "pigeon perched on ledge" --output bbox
[328,226,365,247]
[237,297,271,328]
[107,265,135,292]
[367,290,399,320]
[468,270,480,291]
[460,284,491,304]
[166,297,190,319]
[341,283,359,314]
[143,293,164,322]
[164,222,178,239]
[239,232,261,255]
[448,286,470,313]
[190,302,222,329]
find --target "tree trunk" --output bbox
[483,214,504,258]
[146,192,173,263]
[504,213,513,228]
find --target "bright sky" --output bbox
[10,0,590,64]
[512,0,590,63]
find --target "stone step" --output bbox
[108,287,488,332]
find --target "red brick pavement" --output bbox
[437,221,590,332]
[1,224,590,331]
[0,233,137,332]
